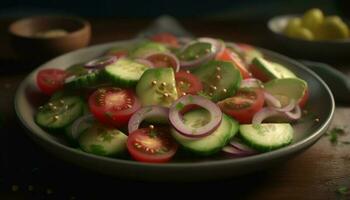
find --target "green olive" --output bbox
[284,17,302,37]
[289,27,314,41]
[301,8,324,33]
[317,16,349,40]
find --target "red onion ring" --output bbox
[222,145,254,157]
[240,78,263,89]
[271,99,296,112]
[134,58,154,68]
[263,91,282,108]
[70,114,95,140]
[252,105,302,125]
[285,105,301,119]
[169,95,222,138]
[128,106,169,134]
[179,37,223,69]
[143,52,180,72]
[84,55,117,69]
[229,138,258,154]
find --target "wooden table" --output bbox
[0,18,349,199]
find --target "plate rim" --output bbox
[14,39,335,169]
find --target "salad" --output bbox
[34,33,309,163]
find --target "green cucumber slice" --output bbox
[264,78,308,106]
[252,57,296,79]
[103,58,149,87]
[35,96,84,130]
[171,109,238,155]
[78,123,127,157]
[193,60,242,102]
[131,41,168,58]
[65,70,102,89]
[136,68,178,107]
[239,123,293,151]
[178,42,212,61]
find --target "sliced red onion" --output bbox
[179,37,223,69]
[252,107,283,125]
[70,114,95,140]
[128,106,169,134]
[169,95,222,138]
[285,105,301,120]
[143,52,180,72]
[222,145,254,157]
[229,138,258,155]
[263,91,282,108]
[134,58,154,68]
[271,99,296,112]
[240,78,263,89]
[84,55,117,69]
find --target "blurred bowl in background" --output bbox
[9,15,91,62]
[268,14,350,62]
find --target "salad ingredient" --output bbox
[318,16,349,40]
[136,68,178,107]
[171,111,238,155]
[106,47,128,58]
[239,123,293,151]
[264,78,308,107]
[222,137,257,157]
[65,70,101,89]
[252,105,301,124]
[302,8,324,33]
[150,32,179,48]
[88,87,140,127]
[251,57,296,82]
[104,58,149,87]
[216,47,251,79]
[240,78,263,89]
[127,127,178,163]
[67,114,95,143]
[263,91,282,108]
[37,69,68,95]
[169,95,222,138]
[175,71,203,96]
[131,41,168,58]
[128,106,169,134]
[84,55,117,69]
[65,63,88,77]
[35,96,84,130]
[194,60,242,102]
[218,88,265,124]
[144,52,180,72]
[79,122,128,156]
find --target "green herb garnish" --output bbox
[326,127,346,144]
[175,102,185,111]
[90,144,107,155]
[337,186,349,195]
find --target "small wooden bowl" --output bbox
[9,16,91,62]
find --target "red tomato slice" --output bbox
[36,68,68,95]
[145,53,178,71]
[150,32,179,48]
[249,63,270,82]
[88,87,141,127]
[127,127,178,163]
[216,48,251,79]
[175,71,203,96]
[236,43,255,52]
[107,50,128,59]
[218,88,264,124]
[298,88,309,108]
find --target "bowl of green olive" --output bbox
[268,8,350,61]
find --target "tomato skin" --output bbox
[249,64,271,82]
[150,32,179,48]
[36,69,68,95]
[88,88,141,128]
[216,48,251,79]
[145,53,178,71]
[107,50,128,59]
[299,88,309,108]
[127,128,178,163]
[218,88,265,124]
[175,71,203,96]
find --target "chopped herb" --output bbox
[337,186,349,195]
[197,91,211,99]
[90,144,107,155]
[175,102,185,111]
[149,129,157,138]
[188,95,194,103]
[101,132,114,142]
[326,127,346,144]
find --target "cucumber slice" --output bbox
[65,70,101,89]
[193,60,242,102]
[65,63,88,76]
[171,109,239,155]
[64,104,91,145]
[78,123,127,156]
[252,57,296,79]
[239,123,293,152]
[131,41,168,58]
[264,78,307,106]
[136,68,178,107]
[104,58,149,87]
[35,96,84,130]
[178,42,212,61]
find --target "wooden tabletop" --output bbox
[0,18,349,199]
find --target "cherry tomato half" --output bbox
[88,87,141,127]
[107,50,128,59]
[145,53,179,71]
[175,71,203,96]
[216,48,251,79]
[127,127,178,163]
[218,88,264,124]
[36,68,68,95]
[249,63,271,82]
[150,32,179,48]
[298,88,309,108]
